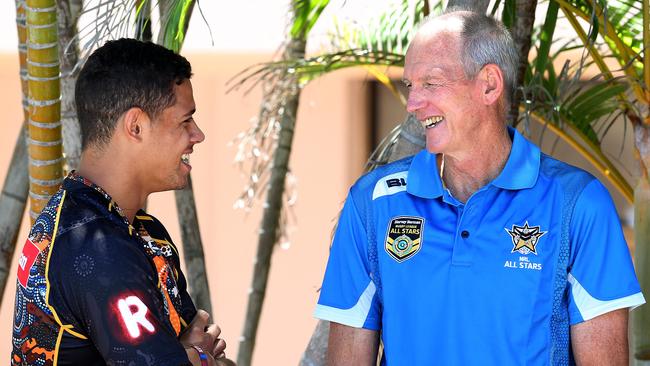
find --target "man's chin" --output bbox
[173,178,189,191]
[153,176,190,193]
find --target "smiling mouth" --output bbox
[181,154,190,166]
[421,116,443,129]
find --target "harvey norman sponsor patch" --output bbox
[385,216,424,262]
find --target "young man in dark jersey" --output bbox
[12,39,233,366]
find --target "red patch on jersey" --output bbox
[17,239,40,288]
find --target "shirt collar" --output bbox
[64,171,148,232]
[406,149,444,199]
[491,127,540,190]
[406,127,540,198]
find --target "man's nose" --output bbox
[192,122,205,144]
[406,90,426,114]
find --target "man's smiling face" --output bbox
[403,18,485,157]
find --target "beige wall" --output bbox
[0,53,371,365]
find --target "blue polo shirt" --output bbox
[315,128,644,365]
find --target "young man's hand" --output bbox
[181,309,231,365]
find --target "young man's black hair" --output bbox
[75,38,192,149]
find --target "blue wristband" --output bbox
[191,345,208,366]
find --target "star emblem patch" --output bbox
[505,221,546,255]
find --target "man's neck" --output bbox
[77,149,147,223]
[441,127,512,203]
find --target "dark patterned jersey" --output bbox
[11,172,197,365]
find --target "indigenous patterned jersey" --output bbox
[12,173,197,366]
[315,128,645,365]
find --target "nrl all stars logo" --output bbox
[506,221,546,255]
[503,221,546,271]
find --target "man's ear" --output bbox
[477,64,504,106]
[121,107,148,142]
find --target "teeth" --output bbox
[421,116,443,129]
[181,154,190,164]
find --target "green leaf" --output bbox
[290,0,330,40]
[159,0,195,53]
[535,0,559,78]
[229,49,405,93]
[558,81,629,145]
[501,0,516,29]
[566,82,628,116]
[588,13,599,43]
[339,0,433,56]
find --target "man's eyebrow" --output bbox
[402,73,444,84]
[423,71,446,79]
[182,108,196,118]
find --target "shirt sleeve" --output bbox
[314,191,382,330]
[567,179,645,324]
[145,214,198,323]
[48,224,191,366]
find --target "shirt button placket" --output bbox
[452,202,476,266]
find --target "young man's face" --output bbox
[144,79,204,192]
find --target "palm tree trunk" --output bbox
[155,0,212,314]
[632,0,650,361]
[56,0,82,171]
[237,36,306,366]
[0,130,29,302]
[633,123,650,361]
[633,176,650,361]
[299,319,329,366]
[386,115,426,161]
[174,175,212,314]
[17,0,28,124]
[26,0,63,221]
[507,0,537,125]
[0,0,30,306]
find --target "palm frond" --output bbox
[158,0,196,52]
[74,0,207,66]
[561,80,629,144]
[557,0,644,87]
[227,49,404,94]
[331,0,432,55]
[533,0,559,79]
[76,0,138,58]
[291,0,330,40]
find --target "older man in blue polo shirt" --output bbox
[314,10,645,365]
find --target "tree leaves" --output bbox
[291,0,330,40]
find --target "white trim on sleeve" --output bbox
[372,172,408,200]
[568,272,646,321]
[313,281,376,328]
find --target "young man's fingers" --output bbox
[205,324,222,339]
[212,338,226,357]
[189,309,210,328]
